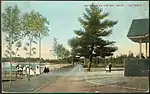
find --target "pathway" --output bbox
[2,67,72,92]
[36,68,148,93]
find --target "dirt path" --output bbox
[37,76,148,93]
[37,76,94,92]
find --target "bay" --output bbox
[2,62,46,72]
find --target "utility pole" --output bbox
[28,3,31,81]
[28,35,32,81]
[9,33,13,88]
[39,33,41,74]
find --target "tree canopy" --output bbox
[53,38,70,60]
[1,5,23,59]
[68,3,118,71]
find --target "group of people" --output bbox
[106,63,112,73]
[16,64,51,75]
[16,65,40,76]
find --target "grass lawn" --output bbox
[115,77,149,90]
[86,76,149,93]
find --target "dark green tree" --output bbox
[68,4,118,71]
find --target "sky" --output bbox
[1,1,149,59]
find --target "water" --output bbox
[2,62,44,72]
[42,64,85,77]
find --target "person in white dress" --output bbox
[26,67,35,76]
[26,67,29,75]
[36,66,40,75]
[30,67,35,75]
[106,65,109,72]
[23,66,27,76]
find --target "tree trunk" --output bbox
[72,60,74,65]
[28,35,32,81]
[87,45,94,72]
[87,55,92,71]
[39,33,41,74]
[9,33,12,88]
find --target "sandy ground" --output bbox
[37,71,149,93]
[37,76,93,92]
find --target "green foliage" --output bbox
[135,53,145,59]
[2,4,50,64]
[2,57,72,64]
[53,38,70,60]
[68,3,118,71]
[23,42,37,57]
[22,10,50,59]
[2,5,23,59]
[22,10,49,39]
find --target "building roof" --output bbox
[127,18,149,43]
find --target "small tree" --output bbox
[53,38,70,60]
[52,38,71,67]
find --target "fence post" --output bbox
[16,71,17,79]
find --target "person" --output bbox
[43,66,47,73]
[36,66,40,75]
[47,67,50,73]
[30,67,35,75]
[26,67,29,75]
[17,65,23,76]
[106,65,109,72]
[108,63,112,73]
[23,66,27,76]
[26,67,35,76]
[45,64,50,73]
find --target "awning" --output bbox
[127,18,149,43]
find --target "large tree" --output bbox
[22,10,49,80]
[34,12,49,73]
[2,5,23,59]
[68,4,118,71]
[1,5,23,82]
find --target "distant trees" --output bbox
[135,53,145,59]
[68,3,118,71]
[52,37,70,60]
[128,52,134,58]
[2,57,71,64]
